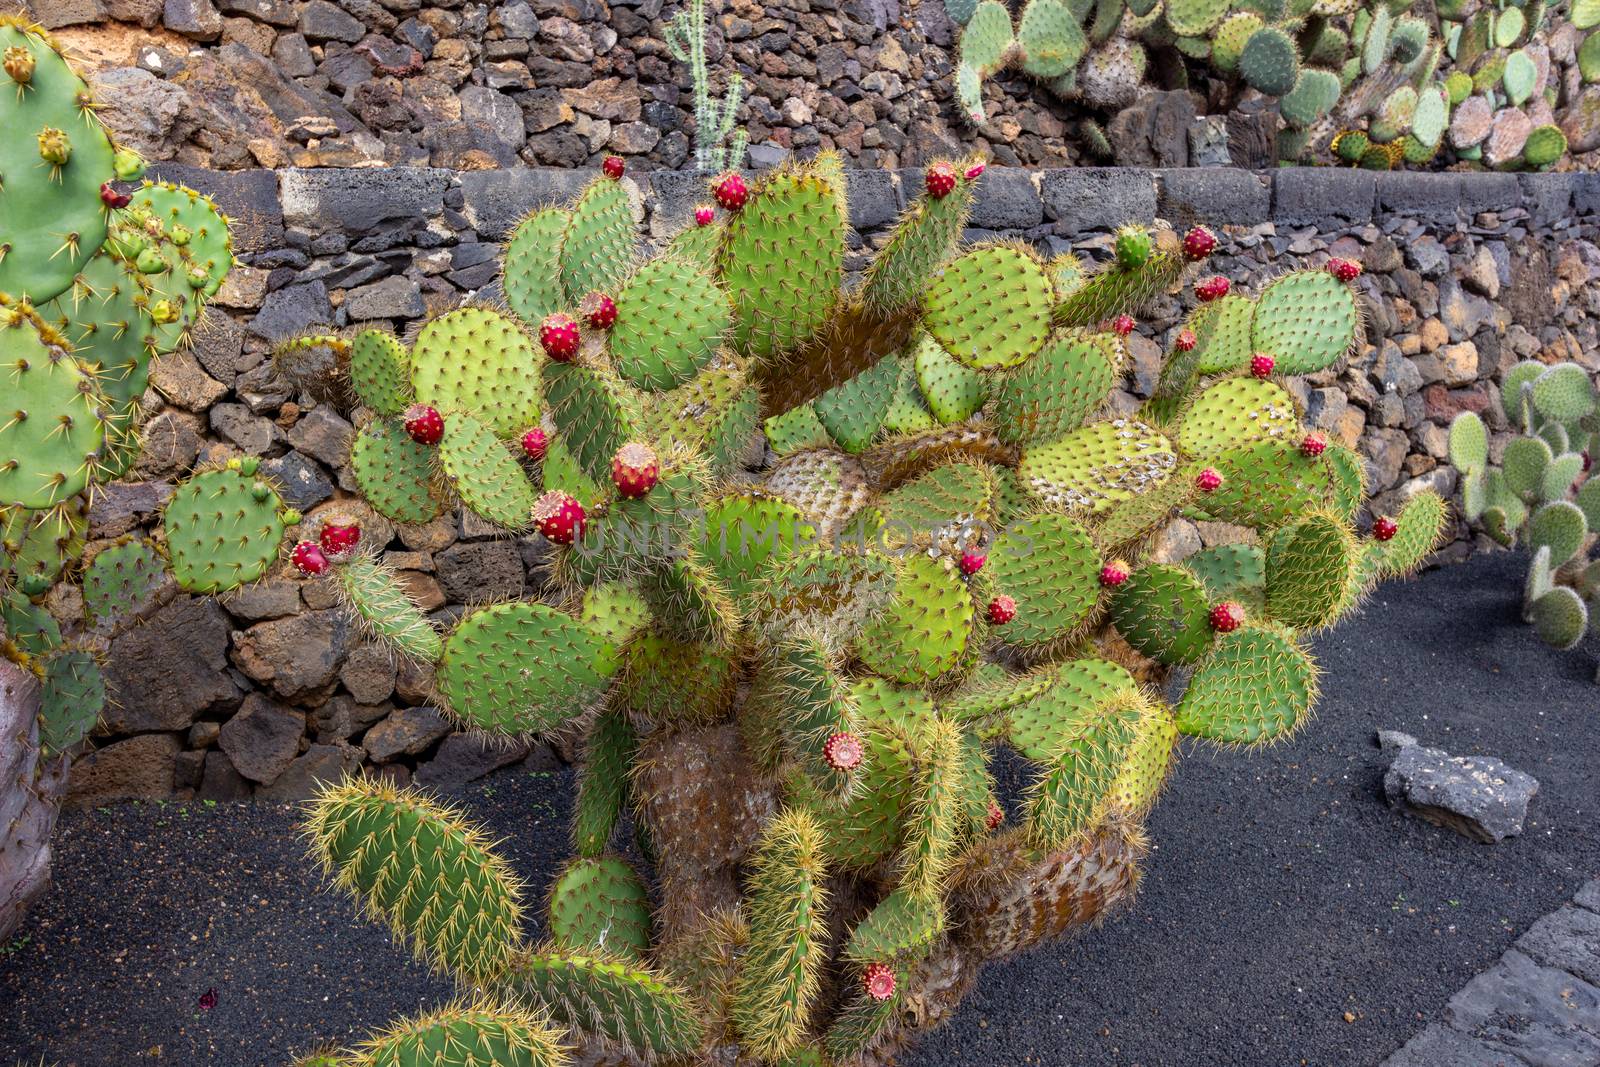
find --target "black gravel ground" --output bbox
[3,551,1597,1067]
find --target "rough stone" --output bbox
[1516,905,1600,988]
[1157,168,1270,225]
[1040,169,1157,231]
[435,540,525,602]
[363,706,452,762]
[344,275,427,320]
[1383,742,1540,843]
[249,281,334,342]
[231,610,351,702]
[66,734,182,808]
[198,750,252,801]
[1443,949,1600,1064]
[258,742,363,800]
[104,597,239,733]
[339,643,398,705]
[413,733,531,789]
[287,407,355,468]
[218,694,306,783]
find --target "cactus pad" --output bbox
[922,244,1053,370]
[1531,586,1587,650]
[0,313,108,508]
[1018,0,1088,77]
[1017,419,1178,514]
[436,601,612,734]
[2,500,85,596]
[439,413,537,529]
[162,466,286,594]
[1005,658,1138,761]
[1251,271,1358,375]
[82,537,165,624]
[333,555,443,664]
[844,886,945,964]
[991,331,1116,448]
[503,207,569,326]
[1448,411,1488,473]
[1371,492,1447,579]
[815,355,899,452]
[611,257,730,390]
[1027,691,1144,849]
[560,176,636,303]
[38,648,104,757]
[984,513,1102,648]
[1109,563,1214,664]
[544,361,646,486]
[1175,625,1317,743]
[353,1004,568,1067]
[1187,294,1256,376]
[914,333,988,425]
[1264,513,1358,629]
[702,492,814,605]
[350,418,446,526]
[508,948,706,1057]
[1528,501,1586,566]
[1178,378,1300,457]
[411,307,541,438]
[1239,25,1301,96]
[348,330,412,416]
[549,856,652,959]
[856,554,974,684]
[1531,363,1596,424]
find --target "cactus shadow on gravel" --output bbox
[2,550,1597,1067]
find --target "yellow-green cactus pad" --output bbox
[860,167,976,311]
[1027,690,1145,850]
[1108,563,1214,665]
[922,244,1053,370]
[1184,542,1265,614]
[162,466,286,594]
[1017,418,1178,514]
[610,256,730,390]
[41,251,158,414]
[548,856,652,959]
[991,331,1116,448]
[1250,270,1358,375]
[1202,439,1337,529]
[618,629,738,724]
[857,554,974,684]
[1005,657,1138,761]
[765,403,833,456]
[1177,377,1300,457]
[1264,512,1358,629]
[354,1004,568,1067]
[773,636,863,795]
[1175,625,1317,744]
[503,207,569,326]
[701,492,815,606]
[0,313,108,508]
[439,412,537,529]
[1188,293,1257,375]
[507,949,706,1058]
[572,705,636,857]
[1371,490,1448,578]
[542,434,606,508]
[351,418,445,525]
[879,461,995,541]
[814,353,900,453]
[131,181,233,300]
[1018,0,1088,76]
[985,512,1102,648]
[560,176,636,304]
[756,547,897,641]
[2,500,85,596]
[544,360,646,486]
[436,600,611,734]
[333,554,443,664]
[411,307,541,438]
[844,886,945,965]
[348,329,412,416]
[1105,700,1178,814]
[799,703,918,870]
[913,333,988,425]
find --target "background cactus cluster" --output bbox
[0,17,289,938]
[269,152,1446,1067]
[949,0,1580,169]
[1449,363,1600,677]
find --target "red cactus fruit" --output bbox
[1182,225,1217,261]
[987,594,1016,625]
[1174,328,1197,352]
[581,291,618,330]
[1250,353,1275,379]
[1195,275,1230,302]
[1100,559,1131,587]
[863,962,897,1002]
[290,540,329,577]
[959,551,986,576]
[1194,467,1223,493]
[1373,516,1398,542]
[925,162,958,199]
[985,800,1004,831]
[1111,314,1136,336]
[964,161,987,180]
[403,403,443,446]
[539,313,581,361]
[1300,431,1328,458]
[318,517,361,559]
[100,182,131,210]
[1209,601,1245,633]
[712,171,748,211]
[533,490,586,545]
[822,732,864,772]
[694,203,715,226]
[521,427,549,461]
[1328,257,1362,282]
[601,155,625,179]
[611,442,660,499]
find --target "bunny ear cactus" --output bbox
[1448,362,1600,679]
[0,20,273,941]
[285,157,1446,1065]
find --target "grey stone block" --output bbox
[1383,742,1539,843]
[1578,880,1600,914]
[149,164,284,253]
[1516,906,1600,987]
[1572,174,1600,218]
[248,281,333,341]
[1381,1024,1524,1067]
[1445,949,1600,1065]
[1459,173,1522,218]
[1376,172,1463,226]
[1157,168,1270,225]
[646,169,718,237]
[461,168,594,239]
[1520,173,1575,228]
[967,168,1043,230]
[280,168,452,234]
[1273,169,1376,226]
[343,275,426,320]
[1041,168,1157,231]
[842,168,901,230]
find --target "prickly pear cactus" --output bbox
[0,18,269,942]
[1449,361,1600,677]
[284,156,1447,1066]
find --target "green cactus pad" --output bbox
[856,554,974,684]
[503,207,569,326]
[1017,418,1178,514]
[543,360,646,486]
[333,554,443,664]
[439,412,537,529]
[573,705,636,857]
[561,468,702,588]
[1185,542,1266,614]
[991,331,1116,447]
[1251,271,1358,375]
[1448,411,1488,473]
[1531,586,1588,650]
[1202,439,1337,529]
[1027,691,1144,849]
[347,330,412,416]
[1502,435,1552,498]
[878,461,994,538]
[38,648,104,757]
[1109,563,1215,664]
[844,886,945,964]
[162,467,286,594]
[617,629,739,725]
[508,948,705,1057]
[1173,624,1316,744]
[410,307,541,438]
[306,780,524,982]
[1264,513,1358,629]
[82,537,165,624]
[1542,453,1585,504]
[764,403,833,456]
[610,256,730,390]
[1523,125,1569,168]
[899,716,964,898]
[130,181,232,301]
[860,165,976,312]
[922,244,1053,370]
[1005,658,1138,761]
[549,856,652,959]
[815,354,899,453]
[1531,363,1596,424]
[0,313,108,509]
[1528,500,1586,565]
[1093,469,1198,547]
[41,251,158,414]
[1578,479,1600,532]
[0,22,118,303]
[1280,67,1342,127]
[644,364,758,476]
[772,637,862,795]
[2,500,84,595]
[350,418,445,526]
[1166,0,1229,37]
[882,354,938,435]
[1177,377,1300,457]
[985,513,1102,648]
[1212,12,1264,72]
[960,1,1017,74]
[1185,293,1256,376]
[701,492,815,606]
[354,1004,568,1067]
[541,433,606,507]
[719,169,846,363]
[436,601,611,734]
[1370,491,1447,579]
[2,588,61,656]
[1239,25,1300,96]
[560,176,636,304]
[579,582,650,673]
[1018,0,1088,76]
[641,552,741,645]
[756,547,897,640]
[913,333,988,424]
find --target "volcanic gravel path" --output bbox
[3,550,1597,1067]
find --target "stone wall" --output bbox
[61,164,1600,808]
